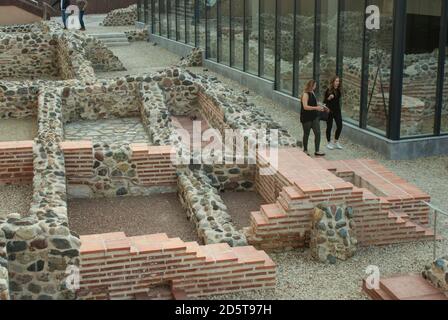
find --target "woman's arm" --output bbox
[302,93,321,111]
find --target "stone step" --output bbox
[88,32,127,39]
[105,41,130,47]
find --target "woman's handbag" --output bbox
[319,102,329,122]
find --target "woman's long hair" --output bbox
[328,75,342,95]
[303,79,316,94]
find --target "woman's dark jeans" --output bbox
[80,11,85,29]
[302,118,321,153]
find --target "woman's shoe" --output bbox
[335,142,343,149]
[327,142,335,150]
[315,151,326,157]
[304,150,310,156]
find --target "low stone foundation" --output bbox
[101,4,137,26]
[177,170,248,247]
[310,205,357,264]
[423,256,448,296]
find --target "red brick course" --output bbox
[0,140,34,185]
[59,141,177,187]
[246,148,435,251]
[78,232,276,299]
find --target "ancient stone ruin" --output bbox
[101,4,137,27]
[0,20,442,300]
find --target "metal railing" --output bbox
[423,201,448,260]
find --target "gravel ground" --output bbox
[221,191,265,230]
[0,184,33,219]
[0,118,37,142]
[77,27,448,299]
[68,193,199,242]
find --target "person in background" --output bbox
[300,80,329,157]
[324,76,343,150]
[77,0,88,31]
[52,0,71,29]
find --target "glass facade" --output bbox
[138,0,448,141]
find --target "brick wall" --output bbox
[245,148,434,251]
[60,141,177,188]
[77,232,276,299]
[0,140,34,185]
[197,91,231,135]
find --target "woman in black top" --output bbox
[324,76,343,150]
[300,80,329,157]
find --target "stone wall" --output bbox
[0,33,60,80]
[62,141,177,198]
[101,4,137,26]
[0,223,9,300]
[423,256,448,296]
[1,88,80,300]
[310,205,357,264]
[125,29,149,42]
[178,170,248,247]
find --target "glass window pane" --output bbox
[246,0,259,74]
[220,0,231,65]
[364,0,394,136]
[278,0,294,94]
[168,0,176,39]
[177,0,186,42]
[198,0,206,48]
[318,0,337,97]
[296,0,315,94]
[138,0,143,22]
[186,0,195,45]
[154,0,160,34]
[401,0,441,137]
[260,0,275,80]
[339,0,364,126]
[231,0,244,70]
[444,18,448,133]
[206,0,218,60]
[161,0,168,37]
[145,0,152,25]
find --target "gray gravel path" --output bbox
[68,193,199,242]
[0,184,33,219]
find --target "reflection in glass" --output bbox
[206,0,218,60]
[339,0,363,125]
[177,0,186,42]
[219,0,231,65]
[278,0,294,94]
[186,0,195,45]
[246,0,259,75]
[259,0,275,80]
[400,0,441,137]
[231,0,244,70]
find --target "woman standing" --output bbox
[300,80,328,157]
[324,76,343,150]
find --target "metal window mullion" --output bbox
[435,0,447,135]
[206,0,209,58]
[258,0,263,77]
[175,0,179,40]
[217,0,222,62]
[274,0,280,90]
[335,0,343,76]
[387,0,406,140]
[359,0,370,129]
[243,0,248,71]
[230,0,234,66]
[314,0,321,92]
[292,0,299,97]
